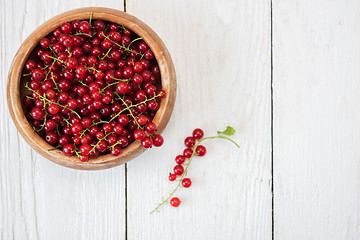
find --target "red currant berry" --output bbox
[137,115,148,125]
[152,134,164,147]
[118,114,129,126]
[181,178,192,188]
[183,148,193,158]
[145,122,157,134]
[31,107,45,120]
[79,21,90,33]
[175,155,186,164]
[141,136,153,148]
[71,123,83,134]
[195,145,206,156]
[184,136,196,148]
[133,129,146,140]
[111,145,122,156]
[48,103,59,115]
[45,132,58,145]
[192,128,204,139]
[63,143,75,156]
[80,144,92,155]
[170,197,181,207]
[79,155,89,162]
[168,174,177,181]
[174,165,184,175]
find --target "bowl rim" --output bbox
[7,7,176,170]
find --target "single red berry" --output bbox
[118,114,129,126]
[141,136,153,148]
[111,145,122,156]
[137,115,148,125]
[48,103,59,115]
[40,38,50,48]
[45,119,56,131]
[168,174,177,181]
[79,155,89,162]
[31,107,45,120]
[157,90,166,99]
[79,21,90,33]
[145,122,157,134]
[133,129,146,140]
[170,197,181,207]
[152,134,164,147]
[71,123,83,134]
[116,82,129,94]
[181,178,192,188]
[45,132,58,145]
[63,143,75,156]
[61,22,72,33]
[184,136,196,148]
[80,144,92,155]
[183,148,193,158]
[175,155,186,164]
[192,128,204,139]
[174,165,184,175]
[195,145,206,156]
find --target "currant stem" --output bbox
[99,47,112,60]
[149,135,240,214]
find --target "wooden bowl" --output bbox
[7,7,176,170]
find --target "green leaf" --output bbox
[217,126,236,136]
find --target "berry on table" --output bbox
[170,197,181,207]
[181,178,192,188]
[184,136,196,148]
[195,145,207,156]
[168,174,176,181]
[192,128,204,139]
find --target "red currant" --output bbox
[175,155,185,164]
[192,128,204,139]
[195,145,206,156]
[184,136,196,148]
[170,197,181,207]
[168,174,176,181]
[181,178,192,188]
[174,165,184,175]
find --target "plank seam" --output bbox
[270,0,274,239]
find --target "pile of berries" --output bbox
[22,16,166,162]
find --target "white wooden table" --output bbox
[1,0,359,239]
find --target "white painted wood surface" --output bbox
[126,0,271,239]
[273,0,360,239]
[0,1,127,240]
[2,0,360,239]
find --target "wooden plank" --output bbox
[0,1,126,239]
[126,0,272,239]
[273,0,360,238]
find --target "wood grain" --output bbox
[126,0,272,239]
[273,0,360,239]
[1,1,127,239]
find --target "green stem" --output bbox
[99,47,112,60]
[89,12,93,27]
[149,135,239,214]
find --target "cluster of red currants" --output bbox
[22,16,165,162]
[168,128,206,207]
